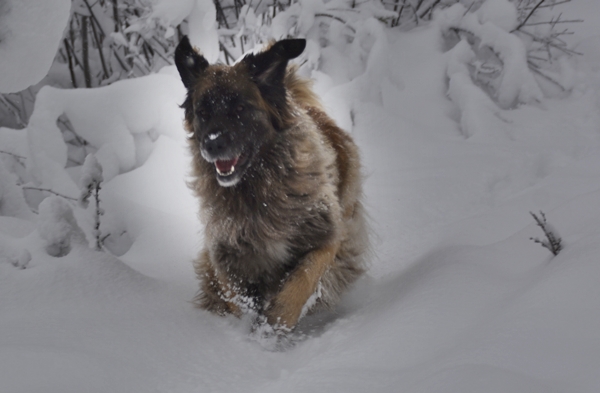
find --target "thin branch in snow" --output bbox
[513,0,546,32]
[0,94,26,127]
[529,211,563,256]
[517,29,583,57]
[314,13,356,33]
[22,187,78,202]
[79,154,105,251]
[538,0,571,8]
[527,61,566,91]
[463,1,476,17]
[0,150,26,162]
[523,19,583,27]
[418,0,441,20]
[92,181,104,251]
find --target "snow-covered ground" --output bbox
[2,1,600,392]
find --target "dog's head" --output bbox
[175,36,306,187]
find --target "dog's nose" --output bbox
[204,131,226,156]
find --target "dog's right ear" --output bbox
[243,39,306,87]
[175,36,209,89]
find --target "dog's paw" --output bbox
[249,314,293,351]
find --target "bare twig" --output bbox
[219,42,236,65]
[82,0,109,79]
[0,150,26,162]
[93,181,103,251]
[414,0,426,13]
[513,0,546,32]
[538,0,571,7]
[90,12,110,79]
[81,16,92,87]
[111,0,120,32]
[419,0,442,20]
[63,39,79,88]
[22,186,78,202]
[517,29,583,56]
[524,19,583,27]
[527,61,566,91]
[0,94,26,127]
[315,13,357,34]
[529,211,563,256]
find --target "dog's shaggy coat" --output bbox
[175,36,368,331]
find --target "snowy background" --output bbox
[2,0,600,391]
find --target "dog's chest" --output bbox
[207,193,332,283]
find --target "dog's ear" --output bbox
[243,39,306,86]
[175,36,209,89]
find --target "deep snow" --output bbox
[2,1,600,392]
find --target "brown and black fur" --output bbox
[174,36,368,331]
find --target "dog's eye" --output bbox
[197,109,209,119]
[236,104,244,113]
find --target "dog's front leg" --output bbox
[195,249,245,317]
[264,242,339,331]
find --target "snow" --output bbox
[150,0,195,27]
[446,39,507,139]
[436,3,544,108]
[0,159,35,220]
[37,196,86,257]
[0,0,71,93]
[3,1,600,392]
[20,72,187,198]
[476,0,518,32]
[149,0,221,62]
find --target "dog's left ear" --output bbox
[244,39,306,86]
[175,35,209,89]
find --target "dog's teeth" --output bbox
[216,166,235,176]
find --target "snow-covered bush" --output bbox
[0,0,580,130]
[38,196,86,257]
[0,0,584,258]
[512,0,582,64]
[438,0,544,109]
[25,73,185,188]
[61,0,188,88]
[439,0,580,114]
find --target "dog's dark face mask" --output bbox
[175,36,306,187]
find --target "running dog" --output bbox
[175,36,368,333]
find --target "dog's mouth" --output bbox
[215,157,239,177]
[213,152,250,186]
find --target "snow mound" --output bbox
[0,0,71,93]
[20,72,186,198]
[38,196,85,257]
[437,2,544,108]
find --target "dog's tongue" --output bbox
[215,157,239,174]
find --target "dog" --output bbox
[174,36,368,334]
